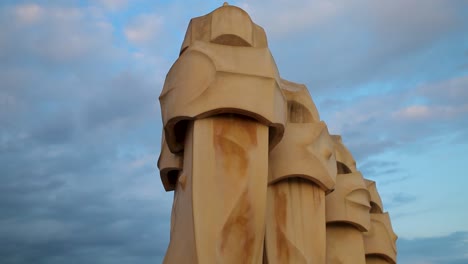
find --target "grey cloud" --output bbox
[360,160,401,178]
[416,75,468,105]
[0,4,117,65]
[385,192,418,211]
[243,0,468,94]
[378,175,410,186]
[398,231,468,264]
[0,132,171,263]
[31,111,78,145]
[83,72,159,131]
[354,0,464,52]
[0,3,171,263]
[345,138,399,162]
[321,75,468,168]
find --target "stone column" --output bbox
[158,4,286,263]
[265,79,336,264]
[325,136,370,264]
[325,171,370,264]
[363,180,398,264]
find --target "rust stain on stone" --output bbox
[219,190,256,263]
[242,119,258,147]
[211,116,261,263]
[213,117,258,177]
[273,185,289,261]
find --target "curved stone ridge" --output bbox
[326,171,371,232]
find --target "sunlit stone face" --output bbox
[332,135,357,173]
[268,80,337,191]
[365,179,384,213]
[160,4,287,154]
[364,213,398,263]
[180,4,268,54]
[158,135,183,192]
[326,171,371,231]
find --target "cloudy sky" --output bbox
[0,0,467,263]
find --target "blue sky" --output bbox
[0,0,467,263]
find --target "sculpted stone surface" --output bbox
[158,3,398,264]
[164,117,270,264]
[159,4,286,153]
[326,224,367,264]
[364,213,398,264]
[332,135,357,173]
[326,171,371,231]
[268,79,336,190]
[161,4,273,263]
[265,79,335,264]
[363,179,397,263]
[157,135,183,191]
[366,256,394,264]
[365,179,384,214]
[280,79,320,122]
[180,4,268,53]
[325,136,370,264]
[265,179,326,264]
[192,117,269,264]
[268,121,336,189]
[163,124,197,263]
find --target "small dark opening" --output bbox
[370,202,382,214]
[167,170,179,186]
[337,161,352,174]
[288,101,313,123]
[212,34,251,47]
[174,120,188,148]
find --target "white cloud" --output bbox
[15,3,43,24]
[417,75,468,105]
[322,73,468,163]
[98,0,128,11]
[43,6,84,21]
[124,13,164,45]
[393,105,431,120]
[237,0,460,40]
[391,75,468,121]
[393,104,468,121]
[237,0,343,36]
[233,0,466,93]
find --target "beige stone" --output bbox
[366,255,393,264]
[365,179,384,214]
[159,5,286,153]
[280,79,320,122]
[363,179,396,263]
[180,4,268,54]
[332,135,357,173]
[268,79,336,190]
[268,121,336,189]
[161,5,275,263]
[364,213,398,264]
[163,123,197,263]
[164,116,269,263]
[326,223,366,264]
[159,3,398,263]
[265,179,326,264]
[157,135,183,192]
[326,171,371,231]
[265,79,335,264]
[325,136,370,264]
